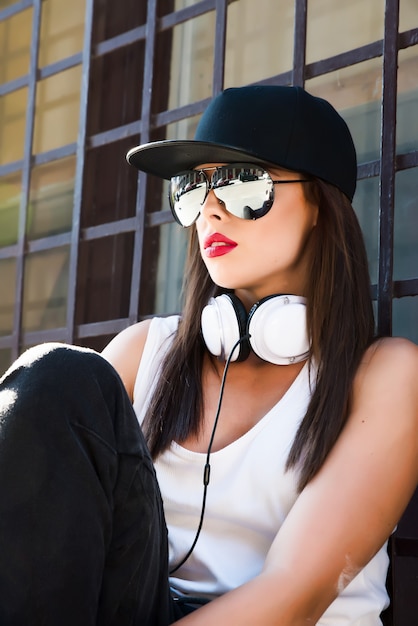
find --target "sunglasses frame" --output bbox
[168,163,310,227]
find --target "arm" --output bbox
[101,319,152,401]
[175,338,418,625]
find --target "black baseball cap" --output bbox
[127,85,357,201]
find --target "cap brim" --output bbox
[126,140,270,180]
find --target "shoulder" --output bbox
[101,319,153,401]
[101,315,181,401]
[352,337,418,411]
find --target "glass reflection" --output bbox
[393,297,418,344]
[154,221,188,315]
[306,58,383,164]
[353,176,379,285]
[167,12,214,110]
[397,46,418,153]
[28,158,75,239]
[22,247,69,332]
[225,0,294,87]
[33,66,82,154]
[0,172,21,247]
[394,168,418,281]
[0,88,28,165]
[0,8,32,83]
[307,0,384,63]
[39,0,85,67]
[0,257,16,337]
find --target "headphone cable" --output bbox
[169,335,248,575]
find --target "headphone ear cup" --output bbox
[248,295,310,365]
[201,294,251,362]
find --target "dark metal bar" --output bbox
[11,0,42,360]
[147,210,174,227]
[95,25,147,57]
[357,149,418,180]
[65,0,94,343]
[154,97,212,126]
[292,0,308,87]
[27,232,72,252]
[75,318,131,339]
[305,27,417,82]
[376,0,400,337]
[128,0,158,323]
[0,160,23,177]
[0,244,18,259]
[38,53,83,78]
[89,121,142,149]
[159,0,216,31]
[82,217,137,241]
[20,327,68,347]
[305,40,384,80]
[33,143,77,165]
[398,27,418,48]
[253,71,294,87]
[0,0,32,21]
[0,75,28,96]
[393,279,418,298]
[212,0,227,94]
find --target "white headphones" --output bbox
[201,293,310,365]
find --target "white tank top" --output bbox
[133,316,389,625]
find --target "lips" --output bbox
[203,233,238,258]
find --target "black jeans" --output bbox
[0,343,176,626]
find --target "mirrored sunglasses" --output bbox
[168,163,310,227]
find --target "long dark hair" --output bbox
[142,179,375,491]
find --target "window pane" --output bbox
[33,65,82,154]
[82,138,137,228]
[28,157,75,239]
[154,221,188,315]
[225,0,294,87]
[0,172,21,246]
[167,12,215,110]
[75,234,134,324]
[0,7,32,83]
[88,43,145,135]
[393,297,418,343]
[0,257,16,336]
[0,87,28,165]
[306,0,384,63]
[22,247,69,332]
[394,167,418,281]
[306,58,383,164]
[399,0,418,33]
[93,0,147,42]
[39,0,85,67]
[353,176,379,285]
[397,46,418,153]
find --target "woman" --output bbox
[102,85,418,624]
[0,85,416,626]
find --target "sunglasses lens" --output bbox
[213,165,273,220]
[169,171,207,227]
[169,164,274,227]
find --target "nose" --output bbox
[199,189,228,222]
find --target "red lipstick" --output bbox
[203,233,237,258]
